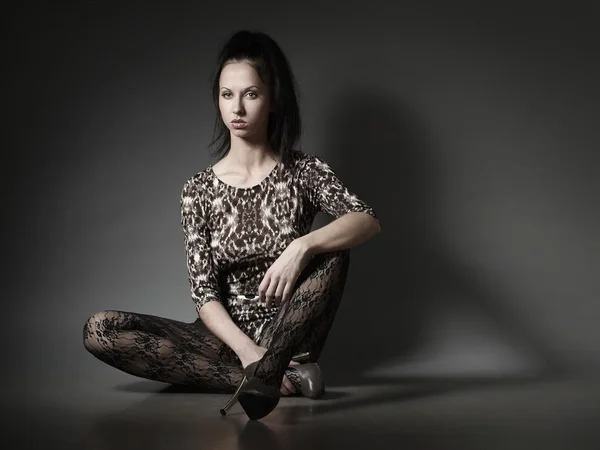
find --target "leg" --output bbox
[83,310,244,392]
[254,249,350,388]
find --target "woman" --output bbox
[83,30,381,421]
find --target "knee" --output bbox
[315,249,349,261]
[336,249,350,262]
[82,310,115,353]
[309,249,350,279]
[322,249,350,268]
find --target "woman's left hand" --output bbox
[258,238,312,308]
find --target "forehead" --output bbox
[219,61,265,87]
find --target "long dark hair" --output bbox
[208,30,302,169]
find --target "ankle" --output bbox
[238,344,267,369]
[284,367,302,392]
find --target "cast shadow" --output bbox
[115,379,352,401]
[312,85,567,385]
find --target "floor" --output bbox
[7,371,600,450]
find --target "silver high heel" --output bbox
[287,362,324,399]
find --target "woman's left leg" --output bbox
[83,310,244,392]
[254,249,350,389]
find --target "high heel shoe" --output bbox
[236,359,281,420]
[285,362,324,399]
[219,352,324,418]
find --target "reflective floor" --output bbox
[9,372,600,450]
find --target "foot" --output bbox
[281,368,298,396]
[239,345,267,370]
[240,345,301,396]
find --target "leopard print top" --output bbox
[180,149,379,343]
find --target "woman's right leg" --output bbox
[254,250,350,390]
[83,310,244,392]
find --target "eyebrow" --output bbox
[220,85,261,91]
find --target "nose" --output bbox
[233,99,244,115]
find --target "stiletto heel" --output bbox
[220,374,248,416]
[219,351,314,417]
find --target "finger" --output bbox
[265,287,272,308]
[258,274,270,302]
[265,279,279,308]
[281,281,293,305]
[282,375,296,394]
[262,281,271,307]
[274,281,286,307]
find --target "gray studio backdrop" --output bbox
[5,1,599,387]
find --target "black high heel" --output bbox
[236,360,281,420]
[219,352,322,418]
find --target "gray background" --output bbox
[4,1,599,392]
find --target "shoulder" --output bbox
[290,151,334,179]
[288,149,325,172]
[181,166,214,198]
[285,151,337,192]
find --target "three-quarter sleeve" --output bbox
[180,178,222,316]
[301,154,380,223]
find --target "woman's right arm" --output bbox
[180,178,262,367]
[198,301,265,367]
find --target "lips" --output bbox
[231,120,248,129]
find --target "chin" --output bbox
[232,127,251,134]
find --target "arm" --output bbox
[198,302,264,368]
[298,154,381,256]
[299,211,380,256]
[180,178,261,367]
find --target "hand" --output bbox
[258,239,312,308]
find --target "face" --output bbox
[218,61,272,142]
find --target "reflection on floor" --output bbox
[9,374,600,450]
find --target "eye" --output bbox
[220,91,257,99]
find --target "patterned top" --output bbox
[180,149,379,342]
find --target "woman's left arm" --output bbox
[259,213,380,306]
[259,155,382,306]
[297,211,381,257]
[298,154,382,255]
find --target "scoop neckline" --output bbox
[209,160,281,191]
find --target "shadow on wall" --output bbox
[316,86,566,385]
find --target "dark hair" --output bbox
[208,30,302,168]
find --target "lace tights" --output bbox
[83,250,350,393]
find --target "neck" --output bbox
[227,136,278,170]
